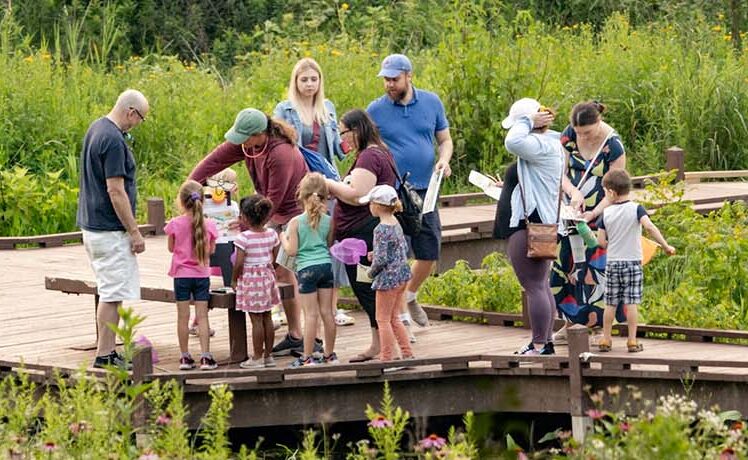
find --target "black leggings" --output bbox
[338,218,379,329]
[507,229,555,344]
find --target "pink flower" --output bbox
[619,422,631,433]
[587,409,605,420]
[720,448,737,460]
[368,415,393,428]
[138,452,160,460]
[156,413,171,426]
[517,451,529,460]
[42,441,57,453]
[69,420,89,435]
[419,433,447,450]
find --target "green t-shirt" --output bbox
[296,212,332,271]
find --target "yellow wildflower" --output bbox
[724,34,732,41]
[341,3,349,11]
[718,12,725,21]
[114,64,124,71]
[331,49,343,57]
[40,52,51,61]
[304,50,312,57]
[23,55,33,63]
[712,25,722,32]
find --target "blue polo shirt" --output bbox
[367,87,449,189]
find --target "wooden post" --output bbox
[665,147,685,182]
[132,346,154,429]
[521,290,530,329]
[567,324,591,441]
[147,198,165,235]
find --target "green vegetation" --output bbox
[2,1,748,239]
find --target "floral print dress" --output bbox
[550,125,627,327]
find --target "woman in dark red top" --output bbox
[190,108,308,356]
[326,109,396,362]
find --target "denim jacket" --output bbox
[273,100,345,166]
[504,116,564,230]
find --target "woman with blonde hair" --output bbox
[275,57,354,328]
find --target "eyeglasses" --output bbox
[130,107,146,122]
[340,129,352,136]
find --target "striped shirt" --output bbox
[233,229,279,267]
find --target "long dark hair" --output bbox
[267,116,298,145]
[340,109,388,152]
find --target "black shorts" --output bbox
[407,189,441,261]
[174,277,211,302]
[296,263,334,294]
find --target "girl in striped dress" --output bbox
[231,194,281,369]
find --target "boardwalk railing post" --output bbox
[521,291,530,329]
[665,146,685,182]
[147,198,165,235]
[567,325,591,441]
[132,346,154,430]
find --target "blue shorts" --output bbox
[406,189,441,261]
[174,277,211,302]
[296,263,334,294]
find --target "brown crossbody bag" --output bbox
[517,156,565,259]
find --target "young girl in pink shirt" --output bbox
[165,180,219,370]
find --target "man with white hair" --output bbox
[77,89,149,369]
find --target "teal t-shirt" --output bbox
[296,212,332,271]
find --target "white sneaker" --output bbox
[263,356,277,368]
[335,311,355,326]
[239,358,264,369]
[552,326,568,345]
[405,322,417,343]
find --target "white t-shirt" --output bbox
[597,201,648,262]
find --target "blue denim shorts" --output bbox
[174,277,211,302]
[296,263,334,294]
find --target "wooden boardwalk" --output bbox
[4,234,748,430]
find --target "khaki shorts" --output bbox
[82,229,140,302]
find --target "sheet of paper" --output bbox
[422,169,444,214]
[468,170,502,201]
[560,204,586,222]
[203,199,240,243]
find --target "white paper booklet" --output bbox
[203,199,240,243]
[468,170,502,200]
[560,204,586,222]
[422,169,444,214]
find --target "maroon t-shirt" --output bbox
[189,137,308,225]
[334,146,397,240]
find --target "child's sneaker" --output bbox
[179,354,196,370]
[539,342,556,355]
[334,310,355,326]
[239,357,264,369]
[323,352,339,364]
[199,355,218,370]
[514,342,539,355]
[290,355,318,368]
[263,356,277,368]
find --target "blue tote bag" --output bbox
[298,145,340,181]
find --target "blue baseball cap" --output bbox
[377,54,412,78]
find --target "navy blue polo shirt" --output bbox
[367,87,449,189]
[76,117,137,231]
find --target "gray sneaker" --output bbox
[271,333,303,356]
[407,299,429,327]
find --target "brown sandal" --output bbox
[597,338,612,352]
[627,340,644,353]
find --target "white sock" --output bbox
[406,290,417,303]
[400,312,412,322]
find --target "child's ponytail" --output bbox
[178,180,210,266]
[296,172,329,230]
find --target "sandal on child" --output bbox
[627,340,644,353]
[597,338,612,352]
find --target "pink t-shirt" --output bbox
[233,229,279,267]
[164,215,218,278]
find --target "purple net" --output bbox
[330,238,368,265]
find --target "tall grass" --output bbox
[2,8,748,236]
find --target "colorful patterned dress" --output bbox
[550,125,627,327]
[233,229,281,313]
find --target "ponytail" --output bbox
[191,198,209,266]
[305,193,328,230]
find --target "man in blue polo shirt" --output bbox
[367,53,453,330]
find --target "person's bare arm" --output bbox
[641,215,676,255]
[106,176,144,254]
[326,168,377,206]
[434,128,453,177]
[279,218,299,256]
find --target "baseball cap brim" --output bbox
[377,68,403,78]
[501,116,516,130]
[224,127,249,145]
[359,194,373,204]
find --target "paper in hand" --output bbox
[560,204,586,222]
[468,170,502,201]
[422,169,444,214]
